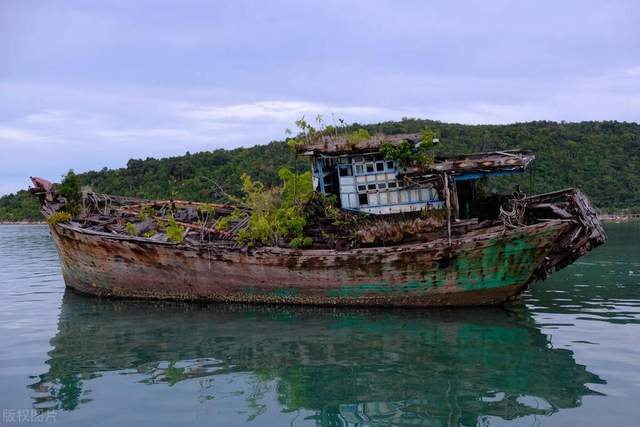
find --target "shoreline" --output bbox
[0,221,46,225]
[598,214,640,223]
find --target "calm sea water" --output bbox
[0,224,638,426]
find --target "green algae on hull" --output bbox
[327,232,552,299]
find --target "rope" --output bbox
[500,191,527,230]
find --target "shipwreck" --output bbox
[30,132,605,307]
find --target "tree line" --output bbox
[2,119,639,222]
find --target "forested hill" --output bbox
[2,119,639,221]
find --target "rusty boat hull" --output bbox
[50,218,580,307]
[31,143,606,307]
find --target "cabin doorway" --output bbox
[456,180,477,219]
[322,166,341,205]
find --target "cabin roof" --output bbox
[415,149,535,177]
[300,132,422,155]
[299,132,534,175]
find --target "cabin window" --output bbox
[379,192,388,205]
[357,184,366,191]
[367,184,376,190]
[388,181,397,189]
[358,193,368,205]
[376,162,385,172]
[386,161,395,170]
[366,163,375,173]
[339,166,353,177]
[338,157,350,164]
[354,156,364,163]
[355,164,364,174]
[389,191,398,204]
[378,183,387,190]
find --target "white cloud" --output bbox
[21,110,72,125]
[179,100,393,122]
[623,66,640,77]
[0,126,44,143]
[94,128,205,140]
[430,103,542,125]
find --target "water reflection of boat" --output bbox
[32,291,604,425]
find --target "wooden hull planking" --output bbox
[51,220,572,307]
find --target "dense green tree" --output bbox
[0,190,43,222]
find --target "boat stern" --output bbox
[526,188,606,280]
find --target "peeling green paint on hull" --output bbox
[327,232,553,299]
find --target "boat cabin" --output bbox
[300,133,534,216]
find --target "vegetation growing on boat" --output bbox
[236,168,313,246]
[286,115,373,153]
[138,205,157,220]
[289,236,313,249]
[215,216,230,231]
[125,222,137,236]
[380,128,437,167]
[239,117,380,247]
[347,128,371,146]
[46,211,72,225]
[166,216,185,243]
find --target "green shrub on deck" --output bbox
[46,211,72,225]
[166,216,185,243]
[238,167,313,246]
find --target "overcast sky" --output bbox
[1,0,639,195]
